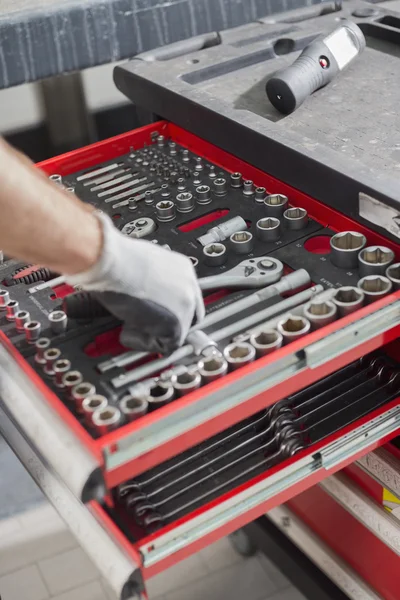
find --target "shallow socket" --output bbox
[358,275,392,303]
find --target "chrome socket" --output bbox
[0,289,10,308]
[203,243,227,266]
[34,338,51,364]
[358,246,394,277]
[277,315,311,344]
[177,178,187,192]
[148,381,175,409]
[82,395,109,426]
[144,190,154,205]
[71,381,96,413]
[49,174,63,186]
[332,286,365,317]
[223,342,256,370]
[160,183,171,199]
[120,395,148,421]
[24,321,42,343]
[230,231,254,254]
[92,406,122,436]
[303,300,337,330]
[128,197,138,212]
[230,172,242,188]
[193,172,202,186]
[213,178,228,196]
[256,217,281,242]
[156,200,176,222]
[283,207,308,230]
[6,300,19,321]
[357,275,393,304]
[254,187,266,204]
[171,369,202,397]
[43,348,62,376]
[53,359,72,387]
[194,157,204,171]
[386,263,400,290]
[242,180,254,197]
[168,141,177,155]
[48,310,68,335]
[176,192,195,213]
[198,354,228,383]
[208,165,217,179]
[330,231,367,269]
[264,194,288,218]
[156,135,166,147]
[196,185,212,205]
[15,310,31,331]
[250,329,283,357]
[62,371,84,399]
[181,149,190,163]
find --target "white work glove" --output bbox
[66,214,205,354]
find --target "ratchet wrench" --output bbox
[199,257,283,291]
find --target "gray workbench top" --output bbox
[0,0,310,89]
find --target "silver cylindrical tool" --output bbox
[358,246,394,277]
[193,172,202,186]
[120,395,148,421]
[230,231,254,254]
[203,243,227,266]
[72,382,96,413]
[92,406,122,436]
[160,183,171,198]
[264,194,288,217]
[303,299,337,329]
[15,310,31,331]
[242,180,254,197]
[198,216,247,246]
[208,166,217,179]
[224,342,256,370]
[182,149,190,163]
[0,289,10,308]
[48,310,68,335]
[256,217,281,242]
[128,197,138,212]
[34,338,51,364]
[357,275,393,304]
[230,172,242,188]
[148,382,175,409]
[213,178,228,196]
[169,141,177,155]
[332,286,364,317]
[194,157,204,171]
[65,187,75,194]
[330,231,367,269]
[171,370,202,396]
[198,354,229,383]
[63,371,84,399]
[386,263,400,290]
[24,321,42,343]
[49,174,63,186]
[250,329,283,357]
[255,187,266,204]
[43,348,62,376]
[175,192,195,213]
[82,395,109,426]
[177,178,186,192]
[156,135,165,147]
[196,185,212,205]
[53,359,72,387]
[277,315,311,344]
[156,200,176,222]
[144,190,154,205]
[283,207,308,230]
[6,300,19,321]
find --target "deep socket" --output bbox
[72,382,96,413]
[0,289,10,308]
[82,395,109,426]
[34,338,51,364]
[198,216,247,246]
[330,231,367,269]
[283,207,308,230]
[43,348,62,376]
[264,194,288,218]
[303,299,337,329]
[203,243,227,266]
[53,359,72,387]
[196,185,212,205]
[15,310,30,331]
[230,172,242,188]
[242,180,254,197]
[128,197,138,212]
[255,187,266,204]
[62,371,84,398]
[213,178,228,196]
[386,263,400,290]
[357,275,393,304]
[198,354,228,383]
[120,395,148,421]
[148,382,175,409]
[6,300,19,321]
[24,321,42,343]
[48,310,68,334]
[230,231,254,254]
[156,200,176,222]
[92,406,122,435]
[277,315,311,344]
[358,246,394,277]
[171,370,202,396]
[256,217,281,242]
[160,184,171,198]
[175,192,195,213]
[224,342,256,370]
[332,286,364,316]
[144,190,154,205]
[250,329,283,357]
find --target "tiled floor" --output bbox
[0,503,307,600]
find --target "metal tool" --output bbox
[76,163,122,182]
[203,243,227,266]
[196,185,212,205]
[82,395,109,426]
[224,342,256,370]
[213,178,227,196]
[15,310,30,331]
[254,187,266,204]
[92,406,122,436]
[90,172,135,192]
[358,246,394,277]
[119,395,148,421]
[72,382,96,413]
[98,176,147,199]
[62,371,84,399]
[332,286,364,317]
[330,231,367,269]
[357,275,393,304]
[283,207,308,230]
[53,359,72,388]
[230,172,242,188]
[266,21,365,114]
[250,329,283,357]
[198,355,228,383]
[34,338,51,364]
[197,216,247,246]
[48,310,68,334]
[156,200,176,222]
[177,178,187,192]
[386,263,400,290]
[242,180,254,197]
[112,186,161,209]
[175,192,195,213]
[171,369,202,396]
[148,382,175,409]
[105,181,155,204]
[256,217,281,242]
[0,289,10,308]
[230,231,254,255]
[193,172,202,186]
[82,167,127,187]
[49,174,63,186]
[43,348,62,376]
[277,315,311,344]
[303,299,337,329]
[6,300,19,321]
[24,321,42,343]
[264,194,288,217]
[121,217,157,238]
[194,157,204,171]
[199,256,283,291]
[208,166,217,179]
[128,198,138,212]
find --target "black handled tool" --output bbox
[266,20,365,114]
